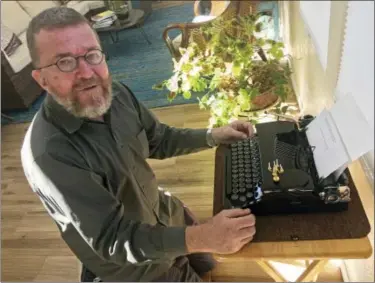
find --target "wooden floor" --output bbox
[1,103,343,282]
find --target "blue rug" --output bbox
[2,3,196,125]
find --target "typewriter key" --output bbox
[232,160,238,165]
[246,192,253,198]
[239,196,247,202]
[232,182,239,187]
[238,168,245,173]
[232,169,238,174]
[232,188,239,194]
[239,177,245,183]
[238,164,244,168]
[245,178,252,183]
[239,187,246,193]
[239,182,245,188]
[231,194,239,200]
[246,184,252,189]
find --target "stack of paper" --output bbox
[306,93,374,179]
[91,10,117,28]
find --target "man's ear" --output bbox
[31,69,48,90]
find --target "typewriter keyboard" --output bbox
[227,137,263,208]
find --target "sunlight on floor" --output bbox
[268,259,343,282]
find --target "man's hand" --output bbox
[211,120,255,145]
[185,208,256,254]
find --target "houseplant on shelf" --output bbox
[153,13,293,127]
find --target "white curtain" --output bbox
[335,1,374,189]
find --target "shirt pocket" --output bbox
[136,128,150,158]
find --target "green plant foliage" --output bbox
[154,12,293,127]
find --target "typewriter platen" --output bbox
[223,115,351,215]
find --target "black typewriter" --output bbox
[223,115,351,215]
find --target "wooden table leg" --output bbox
[256,259,329,282]
[295,260,328,282]
[256,261,287,282]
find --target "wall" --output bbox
[279,1,374,281]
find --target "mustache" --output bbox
[73,77,101,90]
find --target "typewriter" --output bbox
[223,115,351,216]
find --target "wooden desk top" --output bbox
[213,145,373,261]
[214,237,372,262]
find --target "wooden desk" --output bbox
[212,145,373,282]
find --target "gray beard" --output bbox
[51,86,113,119]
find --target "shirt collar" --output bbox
[43,94,85,134]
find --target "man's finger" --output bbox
[238,226,256,239]
[222,208,251,218]
[240,235,254,244]
[232,121,254,137]
[228,127,247,139]
[233,213,256,229]
[247,123,255,137]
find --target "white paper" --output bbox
[306,109,350,178]
[330,92,374,161]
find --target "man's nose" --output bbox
[76,57,94,79]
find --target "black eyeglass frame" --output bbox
[34,49,105,72]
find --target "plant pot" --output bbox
[249,90,279,111]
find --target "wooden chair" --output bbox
[162,1,258,60]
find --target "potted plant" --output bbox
[153,13,293,127]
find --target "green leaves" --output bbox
[183,90,192,99]
[152,81,166,90]
[237,88,250,111]
[232,61,242,77]
[153,11,292,128]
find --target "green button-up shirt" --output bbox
[21,81,211,281]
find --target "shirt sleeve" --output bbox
[29,151,188,266]
[124,84,212,159]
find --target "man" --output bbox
[21,7,256,282]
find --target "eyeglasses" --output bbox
[36,49,105,72]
